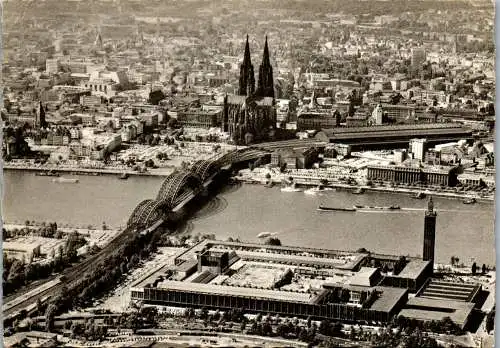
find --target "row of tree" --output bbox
[43,227,165,332]
[3,222,60,240]
[3,231,86,296]
[62,319,108,341]
[392,315,463,336]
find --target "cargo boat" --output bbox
[317,206,356,212]
[353,205,400,211]
[257,232,277,239]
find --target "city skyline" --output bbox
[1,0,496,347]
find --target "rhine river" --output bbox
[3,171,495,265]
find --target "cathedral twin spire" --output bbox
[238,35,255,96]
[238,35,274,99]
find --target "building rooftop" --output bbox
[349,267,379,287]
[155,280,315,303]
[395,260,432,279]
[318,126,472,141]
[369,286,408,312]
[399,296,475,329]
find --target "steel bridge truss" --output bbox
[127,199,165,227]
[156,170,203,209]
[190,160,220,181]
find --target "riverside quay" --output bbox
[130,240,481,328]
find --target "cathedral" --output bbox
[223,36,276,145]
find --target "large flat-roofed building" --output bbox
[3,241,41,262]
[271,147,320,169]
[367,163,459,186]
[399,297,475,330]
[177,109,222,129]
[398,279,481,330]
[130,240,445,324]
[315,123,473,151]
[297,111,340,131]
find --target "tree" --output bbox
[265,237,281,246]
[148,90,166,105]
[200,307,209,321]
[262,322,273,336]
[167,118,178,129]
[482,263,487,274]
[36,298,43,315]
[45,303,57,332]
[471,262,477,275]
[319,320,330,335]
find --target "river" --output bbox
[3,170,495,265]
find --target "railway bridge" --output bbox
[127,148,269,229]
[3,148,270,323]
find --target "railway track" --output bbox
[3,227,136,318]
[3,160,257,321]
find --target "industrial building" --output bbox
[315,123,473,150]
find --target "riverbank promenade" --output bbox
[3,163,175,177]
[234,171,494,203]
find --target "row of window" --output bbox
[84,84,109,93]
[132,288,393,322]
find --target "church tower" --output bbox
[256,36,274,98]
[238,35,255,96]
[423,197,437,272]
[94,27,103,50]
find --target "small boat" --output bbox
[52,177,79,184]
[264,181,274,188]
[257,232,274,239]
[318,206,356,212]
[463,197,477,204]
[354,205,401,211]
[119,173,129,180]
[305,185,333,195]
[281,183,302,192]
[35,171,59,177]
[352,188,365,194]
[412,192,426,199]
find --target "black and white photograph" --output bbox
[1,0,496,347]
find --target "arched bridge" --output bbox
[190,160,219,182]
[127,148,271,229]
[157,170,203,209]
[127,199,166,228]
